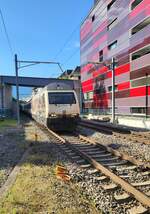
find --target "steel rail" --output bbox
[46,128,150,208]
[79,135,150,169]
[79,120,150,145]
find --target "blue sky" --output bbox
[0,0,93,79]
[0,0,93,98]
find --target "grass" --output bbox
[0,119,17,129]
[0,148,101,214]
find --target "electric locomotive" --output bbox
[31,82,80,131]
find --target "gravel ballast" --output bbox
[0,122,101,214]
[1,120,149,213]
[77,126,150,164]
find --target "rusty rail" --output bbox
[47,128,150,208]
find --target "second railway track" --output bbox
[79,119,150,145]
[36,123,150,214]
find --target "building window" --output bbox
[84,92,94,100]
[108,40,117,50]
[92,15,95,22]
[131,0,143,10]
[131,107,146,114]
[99,50,103,62]
[131,17,150,35]
[107,0,116,11]
[84,93,88,100]
[88,91,93,100]
[108,85,117,92]
[132,46,150,61]
[107,18,118,31]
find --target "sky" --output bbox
[0,0,93,98]
[0,0,93,78]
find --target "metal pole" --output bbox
[57,63,64,73]
[15,54,20,125]
[0,76,4,115]
[146,73,148,118]
[111,57,115,123]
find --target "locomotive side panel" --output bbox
[31,91,47,126]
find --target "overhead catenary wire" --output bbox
[53,24,80,60]
[62,48,80,67]
[0,8,13,56]
[53,2,93,61]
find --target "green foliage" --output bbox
[0,119,17,128]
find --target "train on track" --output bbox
[22,82,80,131]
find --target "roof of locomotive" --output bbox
[45,82,74,90]
[32,79,81,96]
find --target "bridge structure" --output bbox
[0,75,81,116]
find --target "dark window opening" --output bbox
[108,40,117,50]
[107,0,116,11]
[132,46,150,60]
[99,50,103,62]
[131,17,150,35]
[107,18,118,31]
[131,107,146,114]
[131,0,143,10]
[108,85,117,92]
[48,92,76,104]
[92,15,95,22]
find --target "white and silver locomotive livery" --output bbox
[31,82,80,131]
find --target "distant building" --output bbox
[59,70,73,79]
[59,67,80,80]
[80,0,150,117]
[69,66,81,80]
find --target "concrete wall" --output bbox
[0,84,12,116]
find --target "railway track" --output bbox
[36,123,150,214]
[79,119,150,145]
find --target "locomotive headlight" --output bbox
[72,114,79,117]
[49,113,57,117]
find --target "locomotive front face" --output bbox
[48,91,79,117]
[46,90,80,131]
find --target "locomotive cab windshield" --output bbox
[48,92,76,105]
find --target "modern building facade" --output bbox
[80,0,150,117]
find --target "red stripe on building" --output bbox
[82,84,93,93]
[93,34,107,49]
[146,4,150,16]
[81,21,92,40]
[118,82,130,91]
[91,63,130,80]
[81,64,94,74]
[115,63,130,75]
[82,78,93,87]
[129,0,150,19]
[106,71,112,78]
[93,21,107,38]
[93,66,108,78]
[130,86,150,97]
